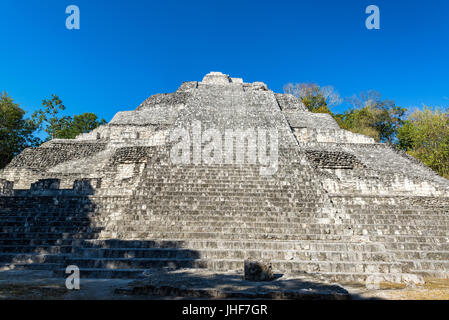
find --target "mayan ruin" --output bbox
[1,71,449,300]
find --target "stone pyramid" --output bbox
[1,71,449,284]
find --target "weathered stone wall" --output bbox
[275,93,308,111]
[305,150,366,169]
[295,128,375,144]
[284,111,340,130]
[136,92,190,111]
[321,168,445,196]
[6,142,106,170]
[111,147,153,164]
[171,80,298,151]
[301,142,449,187]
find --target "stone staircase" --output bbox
[0,162,418,283]
[329,195,449,279]
[0,195,100,272]
[1,160,449,283]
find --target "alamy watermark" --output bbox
[365,5,380,30]
[65,265,80,290]
[66,5,80,30]
[170,121,279,176]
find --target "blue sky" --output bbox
[1,0,448,121]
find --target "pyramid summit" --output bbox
[1,72,449,291]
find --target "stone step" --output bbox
[3,214,449,227]
[52,267,147,279]
[0,205,321,216]
[0,232,97,239]
[0,262,64,271]
[0,253,68,264]
[102,225,348,234]
[0,239,386,251]
[139,192,322,199]
[303,272,419,284]
[144,181,308,187]
[96,231,449,242]
[106,208,325,216]
[0,216,331,225]
[144,188,311,195]
[0,220,92,227]
[401,260,449,271]
[98,231,348,241]
[386,243,449,251]
[0,227,102,233]
[100,220,449,231]
[100,224,449,237]
[50,267,417,283]
[391,250,449,261]
[78,239,381,250]
[63,257,404,274]
[343,209,449,215]
[369,235,449,243]
[123,204,316,212]
[2,237,447,253]
[0,245,74,254]
[74,247,393,261]
[83,239,448,253]
[0,238,82,246]
[3,240,449,260]
[93,214,449,225]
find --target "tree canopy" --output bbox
[50,113,107,139]
[284,82,448,178]
[336,91,406,143]
[284,84,406,143]
[31,95,106,140]
[397,107,449,179]
[0,93,105,169]
[283,83,341,114]
[0,92,40,168]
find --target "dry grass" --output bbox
[354,278,449,300]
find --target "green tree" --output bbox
[0,92,40,168]
[283,83,342,114]
[31,95,106,140]
[52,113,106,139]
[338,91,406,143]
[334,106,381,141]
[397,106,449,178]
[31,94,66,140]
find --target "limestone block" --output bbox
[0,179,13,196]
[244,260,274,281]
[202,72,232,85]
